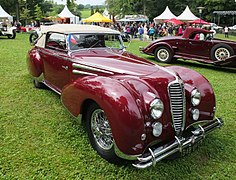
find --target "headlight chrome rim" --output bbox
[191,89,201,106]
[150,99,164,119]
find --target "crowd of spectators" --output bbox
[109,22,188,41]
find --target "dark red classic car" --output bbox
[27,24,223,169]
[142,27,236,67]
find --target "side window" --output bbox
[46,33,67,50]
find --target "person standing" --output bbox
[138,25,144,40]
[224,26,229,38]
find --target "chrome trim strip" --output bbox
[168,79,186,137]
[72,63,114,75]
[43,81,61,95]
[132,117,224,169]
[114,143,140,161]
[72,69,98,76]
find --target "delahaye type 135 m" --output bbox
[27,24,223,168]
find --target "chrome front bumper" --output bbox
[133,117,224,169]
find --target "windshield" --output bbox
[67,33,124,51]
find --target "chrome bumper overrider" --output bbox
[132,117,224,169]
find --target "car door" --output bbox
[39,32,71,92]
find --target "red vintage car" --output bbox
[27,24,223,169]
[142,27,236,67]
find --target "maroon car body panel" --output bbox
[143,28,236,67]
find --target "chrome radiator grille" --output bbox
[168,81,185,136]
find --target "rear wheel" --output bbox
[210,44,234,61]
[33,79,45,89]
[154,46,173,63]
[85,102,121,164]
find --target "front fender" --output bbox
[144,42,174,55]
[61,76,146,156]
[166,66,216,124]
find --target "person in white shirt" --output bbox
[224,26,229,38]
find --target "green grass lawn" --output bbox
[0,33,236,179]
[80,9,93,19]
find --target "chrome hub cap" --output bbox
[157,49,169,61]
[215,48,230,61]
[91,109,113,150]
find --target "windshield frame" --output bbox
[66,33,125,52]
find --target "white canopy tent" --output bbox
[177,6,198,21]
[58,5,79,24]
[0,5,13,22]
[153,6,176,23]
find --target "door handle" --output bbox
[62,65,68,70]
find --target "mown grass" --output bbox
[0,33,235,179]
[80,9,92,19]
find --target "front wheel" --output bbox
[154,46,173,63]
[29,32,38,45]
[85,103,121,164]
[210,44,234,61]
[7,30,16,39]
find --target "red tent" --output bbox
[164,18,183,25]
[189,19,210,25]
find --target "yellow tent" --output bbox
[83,12,112,23]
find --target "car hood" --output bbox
[70,49,165,76]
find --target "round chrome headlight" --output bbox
[191,89,201,106]
[150,99,164,119]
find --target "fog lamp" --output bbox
[192,108,200,121]
[152,122,163,137]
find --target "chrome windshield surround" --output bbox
[168,79,186,137]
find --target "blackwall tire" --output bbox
[33,79,45,89]
[7,30,16,39]
[85,102,121,164]
[210,44,234,61]
[154,46,173,63]
[29,32,38,45]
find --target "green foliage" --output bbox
[20,8,31,25]
[34,4,43,21]
[90,6,94,15]
[0,32,235,179]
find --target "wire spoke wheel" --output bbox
[215,47,230,61]
[91,109,113,150]
[157,49,169,61]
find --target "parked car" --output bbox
[27,24,223,169]
[210,23,223,30]
[0,21,16,39]
[229,25,236,30]
[141,27,236,67]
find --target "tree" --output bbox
[34,4,43,21]
[20,7,31,25]
[90,6,94,15]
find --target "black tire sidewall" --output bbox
[85,103,120,163]
[154,46,173,63]
[7,30,16,39]
[210,43,234,61]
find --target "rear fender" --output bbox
[27,48,43,77]
[61,76,146,156]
